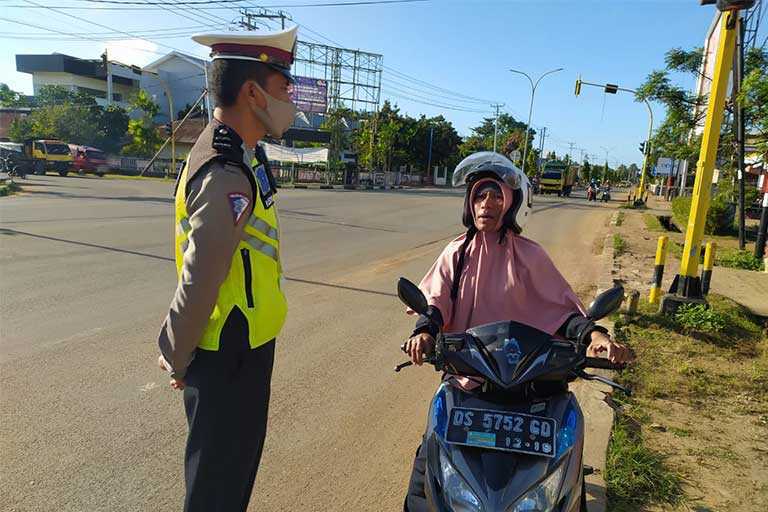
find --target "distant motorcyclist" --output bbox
[402,152,632,511]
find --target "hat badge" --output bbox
[259,53,269,62]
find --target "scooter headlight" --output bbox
[439,449,483,512]
[507,460,566,512]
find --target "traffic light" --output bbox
[700,0,755,11]
[604,84,619,94]
[574,78,582,97]
[639,141,646,154]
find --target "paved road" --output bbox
[0,175,613,511]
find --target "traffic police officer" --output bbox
[156,26,298,512]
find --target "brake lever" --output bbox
[573,369,632,396]
[394,360,414,372]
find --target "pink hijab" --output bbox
[416,178,585,335]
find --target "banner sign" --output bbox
[291,77,328,114]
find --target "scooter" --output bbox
[395,278,629,512]
[600,186,611,203]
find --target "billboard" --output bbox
[291,77,328,114]
[656,157,683,176]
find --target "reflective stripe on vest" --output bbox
[248,216,279,241]
[244,234,278,261]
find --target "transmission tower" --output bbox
[743,0,763,49]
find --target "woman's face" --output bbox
[473,185,504,232]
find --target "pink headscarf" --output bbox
[416,178,585,335]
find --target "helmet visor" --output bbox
[452,151,523,189]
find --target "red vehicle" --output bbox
[69,144,109,177]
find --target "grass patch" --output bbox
[605,415,684,510]
[675,303,726,333]
[606,294,768,509]
[615,211,625,226]
[716,247,765,271]
[642,213,665,232]
[613,233,627,256]
[0,181,21,196]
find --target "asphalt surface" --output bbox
[0,175,613,511]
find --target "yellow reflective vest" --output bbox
[174,159,287,351]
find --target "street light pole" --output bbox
[510,67,563,174]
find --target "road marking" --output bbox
[140,382,159,392]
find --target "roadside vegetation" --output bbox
[605,295,768,511]
[612,233,627,256]
[0,181,21,197]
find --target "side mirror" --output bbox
[586,285,625,320]
[397,277,428,316]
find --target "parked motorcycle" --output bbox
[395,278,628,512]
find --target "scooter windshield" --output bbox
[464,320,552,389]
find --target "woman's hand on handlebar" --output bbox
[587,331,634,364]
[405,333,435,366]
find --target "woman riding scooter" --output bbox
[402,152,632,511]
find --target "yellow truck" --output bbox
[24,139,73,176]
[539,161,576,197]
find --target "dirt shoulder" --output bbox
[604,206,768,511]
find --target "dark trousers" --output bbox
[182,337,275,512]
[404,438,428,512]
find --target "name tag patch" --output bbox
[255,164,275,209]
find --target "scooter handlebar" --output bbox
[585,357,625,371]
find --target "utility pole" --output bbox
[734,12,747,249]
[239,8,291,30]
[567,142,576,163]
[426,125,434,179]
[491,103,504,153]
[537,126,547,174]
[102,49,112,107]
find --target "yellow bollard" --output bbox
[649,235,669,304]
[701,242,716,295]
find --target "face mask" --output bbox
[250,82,297,138]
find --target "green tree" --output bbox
[739,47,768,156]
[459,113,534,159]
[122,90,162,157]
[8,85,128,152]
[0,83,28,107]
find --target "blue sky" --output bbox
[0,0,749,166]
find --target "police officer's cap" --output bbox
[193,26,298,83]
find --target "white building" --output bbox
[141,52,211,124]
[16,53,140,110]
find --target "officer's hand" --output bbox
[587,331,634,364]
[158,355,186,390]
[405,333,435,366]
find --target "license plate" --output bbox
[446,407,557,458]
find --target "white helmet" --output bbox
[452,151,532,234]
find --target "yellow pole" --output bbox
[677,11,737,296]
[649,235,669,304]
[701,242,716,295]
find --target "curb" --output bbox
[573,212,622,512]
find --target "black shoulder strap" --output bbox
[450,228,477,303]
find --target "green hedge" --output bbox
[671,195,735,235]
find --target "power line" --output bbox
[0,16,167,55]
[381,90,490,114]
[74,0,427,5]
[20,0,192,55]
